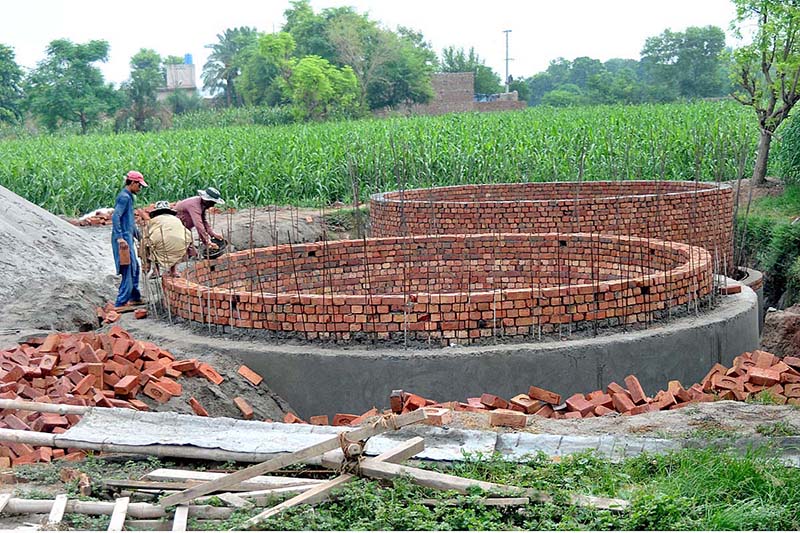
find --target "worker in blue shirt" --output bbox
[112,170,148,308]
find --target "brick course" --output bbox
[162,232,712,343]
[369,181,733,267]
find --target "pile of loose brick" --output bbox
[282,350,800,430]
[0,326,229,467]
[68,204,227,227]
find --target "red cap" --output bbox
[126,170,148,187]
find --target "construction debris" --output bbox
[0,327,228,465]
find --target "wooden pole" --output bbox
[0,498,234,519]
[159,409,427,507]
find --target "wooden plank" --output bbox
[171,505,188,532]
[144,468,321,489]
[357,461,628,511]
[216,493,253,509]
[107,496,129,532]
[320,436,425,469]
[242,474,355,528]
[104,478,322,492]
[0,493,11,514]
[242,436,428,528]
[159,409,426,507]
[420,497,530,507]
[47,494,68,525]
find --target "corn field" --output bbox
[0,101,758,216]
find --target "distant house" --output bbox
[157,62,197,102]
[376,72,526,117]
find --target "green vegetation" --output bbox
[194,449,800,531]
[756,421,799,437]
[0,100,756,216]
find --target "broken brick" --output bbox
[624,375,647,404]
[422,407,452,426]
[332,413,359,426]
[283,412,306,424]
[134,308,148,319]
[188,397,209,417]
[309,415,329,425]
[479,393,509,410]
[233,397,253,419]
[489,408,527,428]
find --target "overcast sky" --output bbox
[3,0,740,89]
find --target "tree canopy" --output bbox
[730,0,800,184]
[25,39,119,134]
[0,44,24,123]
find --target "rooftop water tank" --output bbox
[184,53,193,65]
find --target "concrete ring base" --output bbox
[123,282,759,419]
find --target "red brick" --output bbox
[143,380,172,403]
[3,414,30,431]
[784,356,800,370]
[155,377,182,396]
[197,363,224,385]
[114,375,139,396]
[112,338,132,358]
[701,363,728,391]
[627,403,657,416]
[71,375,95,395]
[283,412,306,424]
[565,393,594,416]
[594,405,615,416]
[612,392,636,413]
[667,380,692,402]
[38,334,60,353]
[233,397,253,419]
[62,451,87,462]
[188,397,209,416]
[389,390,404,413]
[753,350,778,369]
[129,399,150,411]
[403,393,428,411]
[170,359,198,372]
[309,415,329,425]
[489,408,527,428]
[237,365,263,386]
[332,413,359,426]
[510,394,543,414]
[748,367,781,386]
[422,407,452,426]
[606,381,627,395]
[479,393,509,410]
[134,308,148,319]
[624,375,647,404]
[784,383,800,398]
[527,385,561,405]
[563,411,582,419]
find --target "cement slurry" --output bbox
[121,281,758,419]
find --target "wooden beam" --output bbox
[1,498,235,519]
[320,436,425,469]
[171,505,188,532]
[104,478,322,492]
[357,460,628,511]
[159,409,427,507]
[107,497,129,532]
[0,398,90,415]
[242,436,428,528]
[144,468,322,489]
[0,493,11,514]
[420,497,530,507]
[47,494,68,525]
[217,493,253,509]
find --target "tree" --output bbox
[364,26,435,109]
[25,39,118,134]
[238,32,294,106]
[641,26,727,99]
[286,55,359,120]
[731,0,800,185]
[283,0,338,62]
[439,46,502,94]
[202,27,259,107]
[120,49,163,132]
[0,44,24,123]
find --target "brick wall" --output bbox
[162,233,712,343]
[370,181,733,267]
[374,72,526,117]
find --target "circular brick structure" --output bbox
[163,233,712,343]
[370,181,733,265]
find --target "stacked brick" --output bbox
[373,350,800,427]
[370,181,733,268]
[68,204,225,227]
[163,233,712,341]
[0,327,225,466]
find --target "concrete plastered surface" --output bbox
[121,283,758,419]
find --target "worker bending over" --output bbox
[174,187,226,254]
[144,201,193,277]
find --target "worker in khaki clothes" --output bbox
[143,201,193,277]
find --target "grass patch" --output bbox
[756,421,800,437]
[746,184,800,220]
[246,448,800,530]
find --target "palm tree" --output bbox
[202,27,258,107]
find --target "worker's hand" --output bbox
[208,242,219,251]
[118,238,129,249]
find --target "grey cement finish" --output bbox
[64,408,679,463]
[122,283,758,420]
[739,267,765,332]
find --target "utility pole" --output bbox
[503,29,512,93]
